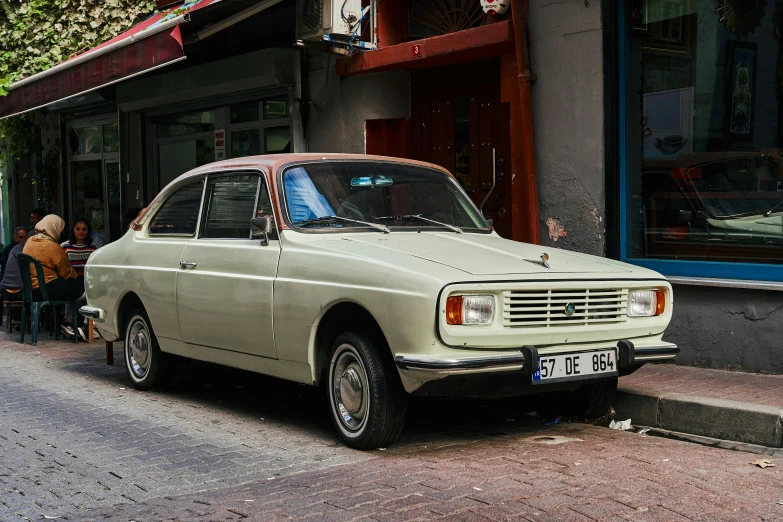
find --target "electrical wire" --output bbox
[347,0,377,55]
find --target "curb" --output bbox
[614,387,783,448]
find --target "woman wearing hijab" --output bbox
[22,215,84,337]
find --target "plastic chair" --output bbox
[15,252,79,346]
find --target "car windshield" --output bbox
[282,162,490,232]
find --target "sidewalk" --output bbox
[617,363,783,449]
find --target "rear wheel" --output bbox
[124,307,174,391]
[327,330,407,449]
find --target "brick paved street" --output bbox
[2,334,783,521]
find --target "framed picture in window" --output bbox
[726,41,757,142]
[641,0,693,53]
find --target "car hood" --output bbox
[339,233,634,275]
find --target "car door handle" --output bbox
[180,261,197,268]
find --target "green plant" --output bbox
[0,0,156,204]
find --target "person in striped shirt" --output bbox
[60,219,99,340]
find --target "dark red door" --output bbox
[411,62,512,237]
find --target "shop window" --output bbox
[263,97,289,119]
[265,127,291,154]
[69,125,101,155]
[231,101,260,124]
[68,121,121,242]
[231,129,261,157]
[623,0,783,273]
[156,110,215,138]
[153,94,293,194]
[103,123,119,153]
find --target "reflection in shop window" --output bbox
[231,101,260,124]
[156,110,215,138]
[231,129,261,157]
[69,126,101,155]
[103,123,119,153]
[626,0,783,265]
[265,127,291,154]
[263,97,289,119]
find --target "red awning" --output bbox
[0,0,222,119]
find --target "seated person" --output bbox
[0,228,30,327]
[61,219,98,277]
[60,219,99,340]
[1,227,28,280]
[22,215,84,339]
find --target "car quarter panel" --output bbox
[84,231,188,343]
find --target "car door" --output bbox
[175,172,280,359]
[136,179,206,343]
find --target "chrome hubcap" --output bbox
[332,345,368,432]
[128,319,151,379]
[340,368,363,414]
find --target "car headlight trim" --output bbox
[627,289,666,317]
[446,295,495,325]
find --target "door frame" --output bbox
[66,114,120,240]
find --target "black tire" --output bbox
[535,378,617,420]
[124,306,174,391]
[574,377,618,419]
[327,330,407,449]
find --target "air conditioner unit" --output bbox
[297,0,364,42]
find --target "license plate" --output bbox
[533,350,617,383]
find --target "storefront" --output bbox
[609,0,783,370]
[0,0,299,241]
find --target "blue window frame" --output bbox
[616,0,783,283]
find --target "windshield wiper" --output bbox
[765,200,783,216]
[374,214,462,234]
[293,215,390,233]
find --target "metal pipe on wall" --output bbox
[509,0,541,244]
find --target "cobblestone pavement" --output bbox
[0,334,369,521]
[2,334,783,521]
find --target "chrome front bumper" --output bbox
[395,340,679,375]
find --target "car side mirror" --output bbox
[251,217,272,246]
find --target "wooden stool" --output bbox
[85,319,115,365]
[5,300,22,334]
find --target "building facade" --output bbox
[1,0,781,372]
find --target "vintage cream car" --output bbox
[81,154,678,449]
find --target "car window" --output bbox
[148,181,204,236]
[200,174,279,240]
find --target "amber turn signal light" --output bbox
[446,296,464,325]
[655,289,666,316]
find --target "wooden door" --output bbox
[411,64,512,237]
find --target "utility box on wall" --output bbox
[297,0,364,42]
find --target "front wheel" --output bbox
[574,377,618,419]
[327,330,407,449]
[124,307,174,391]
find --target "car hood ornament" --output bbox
[524,253,550,269]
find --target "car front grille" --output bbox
[503,288,628,328]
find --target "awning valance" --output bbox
[0,0,222,120]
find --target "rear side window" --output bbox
[201,175,260,239]
[148,181,204,236]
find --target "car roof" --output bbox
[136,153,455,230]
[170,153,453,185]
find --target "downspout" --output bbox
[509,0,541,244]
